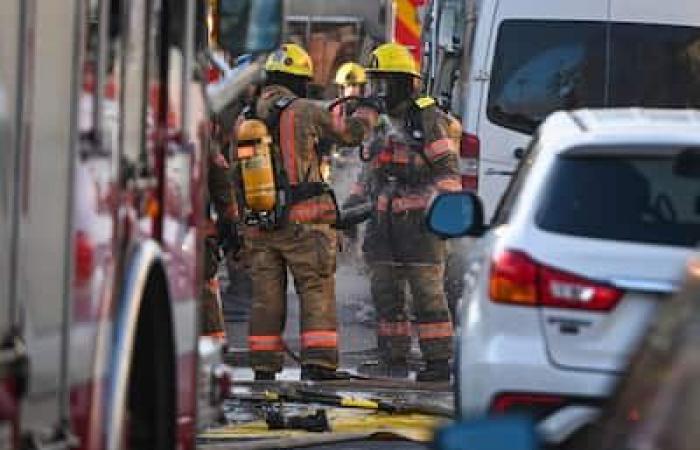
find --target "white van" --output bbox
[459,0,700,220]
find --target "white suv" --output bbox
[453,109,700,444]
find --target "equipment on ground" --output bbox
[228,386,454,417]
[266,408,331,432]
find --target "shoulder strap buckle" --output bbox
[274,96,296,111]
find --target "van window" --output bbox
[487,20,700,135]
[487,20,606,135]
[536,153,700,247]
[609,23,700,109]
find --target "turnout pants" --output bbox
[200,235,225,337]
[200,278,226,337]
[370,263,453,363]
[248,224,338,372]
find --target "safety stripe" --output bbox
[389,145,411,164]
[377,320,412,337]
[417,321,453,340]
[425,138,456,161]
[289,199,337,223]
[301,330,338,349]
[248,335,284,352]
[394,0,423,64]
[376,193,431,213]
[396,0,421,38]
[280,108,298,184]
[435,175,462,192]
[373,145,423,167]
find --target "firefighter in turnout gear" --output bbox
[201,118,240,340]
[239,44,369,381]
[334,62,367,99]
[329,62,368,149]
[328,62,368,219]
[343,43,462,382]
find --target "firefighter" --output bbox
[239,44,369,381]
[343,43,462,382]
[328,62,368,213]
[334,62,367,99]
[201,118,240,342]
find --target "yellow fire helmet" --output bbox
[366,42,420,78]
[265,43,314,78]
[334,62,367,86]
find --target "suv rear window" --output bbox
[488,20,700,134]
[536,153,700,247]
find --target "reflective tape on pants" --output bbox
[417,321,453,340]
[301,330,338,349]
[289,200,337,223]
[248,335,284,352]
[377,320,412,337]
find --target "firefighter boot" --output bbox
[416,360,450,382]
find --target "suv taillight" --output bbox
[489,250,538,305]
[491,393,566,420]
[489,250,623,311]
[540,264,622,311]
[460,132,480,191]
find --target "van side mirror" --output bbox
[433,416,540,450]
[426,191,486,238]
[215,0,283,57]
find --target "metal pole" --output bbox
[94,0,110,141]
[181,0,196,141]
[59,0,87,432]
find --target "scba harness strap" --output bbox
[405,96,437,167]
[366,96,437,168]
[256,95,339,226]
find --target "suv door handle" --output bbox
[485,168,515,176]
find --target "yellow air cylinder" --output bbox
[236,119,276,212]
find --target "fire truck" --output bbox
[283,0,427,95]
[0,0,280,449]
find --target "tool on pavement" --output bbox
[229,386,454,417]
[265,408,330,432]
